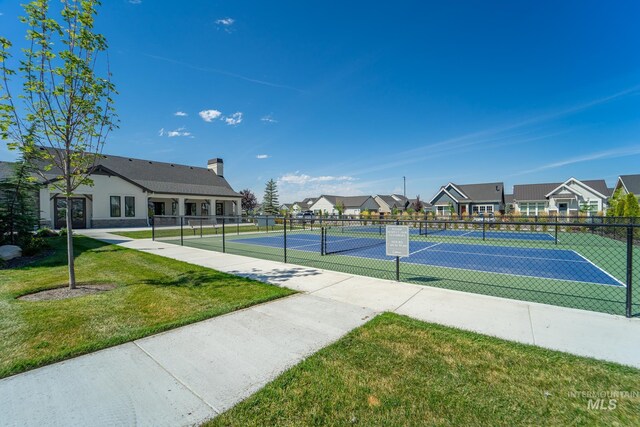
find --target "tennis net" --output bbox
[321,226,386,255]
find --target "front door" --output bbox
[558,203,568,216]
[55,197,87,229]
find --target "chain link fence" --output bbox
[152,215,639,317]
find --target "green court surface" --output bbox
[157,226,639,316]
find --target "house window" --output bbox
[472,205,493,214]
[125,196,135,217]
[185,202,197,216]
[172,201,178,216]
[110,196,121,217]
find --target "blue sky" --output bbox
[2,0,640,202]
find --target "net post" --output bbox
[180,216,184,246]
[555,219,558,245]
[626,225,634,318]
[283,217,287,263]
[482,217,486,241]
[320,227,325,256]
[222,217,226,253]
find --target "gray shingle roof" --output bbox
[514,179,609,201]
[33,147,240,197]
[376,194,409,209]
[453,182,504,203]
[513,182,560,201]
[0,161,14,180]
[320,195,373,208]
[504,193,514,204]
[618,175,640,195]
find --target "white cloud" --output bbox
[215,17,235,26]
[129,0,142,4]
[167,127,191,138]
[199,109,222,122]
[256,154,269,159]
[261,114,277,123]
[279,173,355,185]
[224,112,243,126]
[174,111,187,117]
[158,128,165,136]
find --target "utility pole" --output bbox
[403,176,406,198]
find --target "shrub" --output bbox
[35,228,58,238]
[17,235,50,256]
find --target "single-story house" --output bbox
[309,195,380,215]
[429,182,505,216]
[613,174,640,197]
[280,203,294,212]
[22,147,241,229]
[408,198,432,213]
[374,194,410,215]
[512,178,609,216]
[291,197,318,213]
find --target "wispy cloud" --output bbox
[142,53,304,92]
[128,0,142,4]
[158,128,165,137]
[199,109,222,122]
[166,127,192,138]
[261,114,277,123]
[215,17,235,32]
[279,173,356,185]
[224,112,243,126]
[174,111,188,117]
[275,172,391,202]
[256,154,270,159]
[513,145,640,176]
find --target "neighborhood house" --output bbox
[429,182,505,216]
[29,148,242,229]
[512,178,609,216]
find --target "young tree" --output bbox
[0,155,39,244]
[262,179,279,215]
[335,200,345,216]
[608,188,623,217]
[239,188,257,213]
[624,193,640,219]
[0,1,117,288]
[412,195,424,213]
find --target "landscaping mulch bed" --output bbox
[17,283,117,302]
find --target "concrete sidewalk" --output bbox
[1,230,639,426]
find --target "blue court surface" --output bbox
[330,225,555,241]
[229,233,622,287]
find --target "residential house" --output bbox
[613,175,640,197]
[504,193,515,214]
[309,195,380,215]
[280,203,294,213]
[25,147,241,229]
[374,194,410,215]
[408,198,432,213]
[291,197,318,213]
[512,178,609,216]
[429,182,505,216]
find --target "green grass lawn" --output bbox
[209,313,640,426]
[0,236,294,379]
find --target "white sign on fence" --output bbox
[386,225,409,257]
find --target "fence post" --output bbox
[222,217,226,253]
[555,220,558,245]
[151,216,155,241]
[626,225,634,318]
[180,216,184,246]
[396,218,400,281]
[284,217,287,263]
[200,217,203,238]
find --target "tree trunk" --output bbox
[65,195,76,289]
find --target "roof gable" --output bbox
[618,175,640,195]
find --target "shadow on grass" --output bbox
[140,270,241,288]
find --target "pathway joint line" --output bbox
[527,305,537,345]
[392,287,424,313]
[132,341,221,416]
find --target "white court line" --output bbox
[423,246,592,264]
[570,250,625,287]
[409,242,444,256]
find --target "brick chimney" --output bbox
[207,158,223,177]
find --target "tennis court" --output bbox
[227,232,622,287]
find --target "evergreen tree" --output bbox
[263,179,279,215]
[608,188,623,217]
[624,193,640,218]
[0,155,39,244]
[615,197,626,218]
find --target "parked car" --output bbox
[296,210,315,220]
[472,212,495,222]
